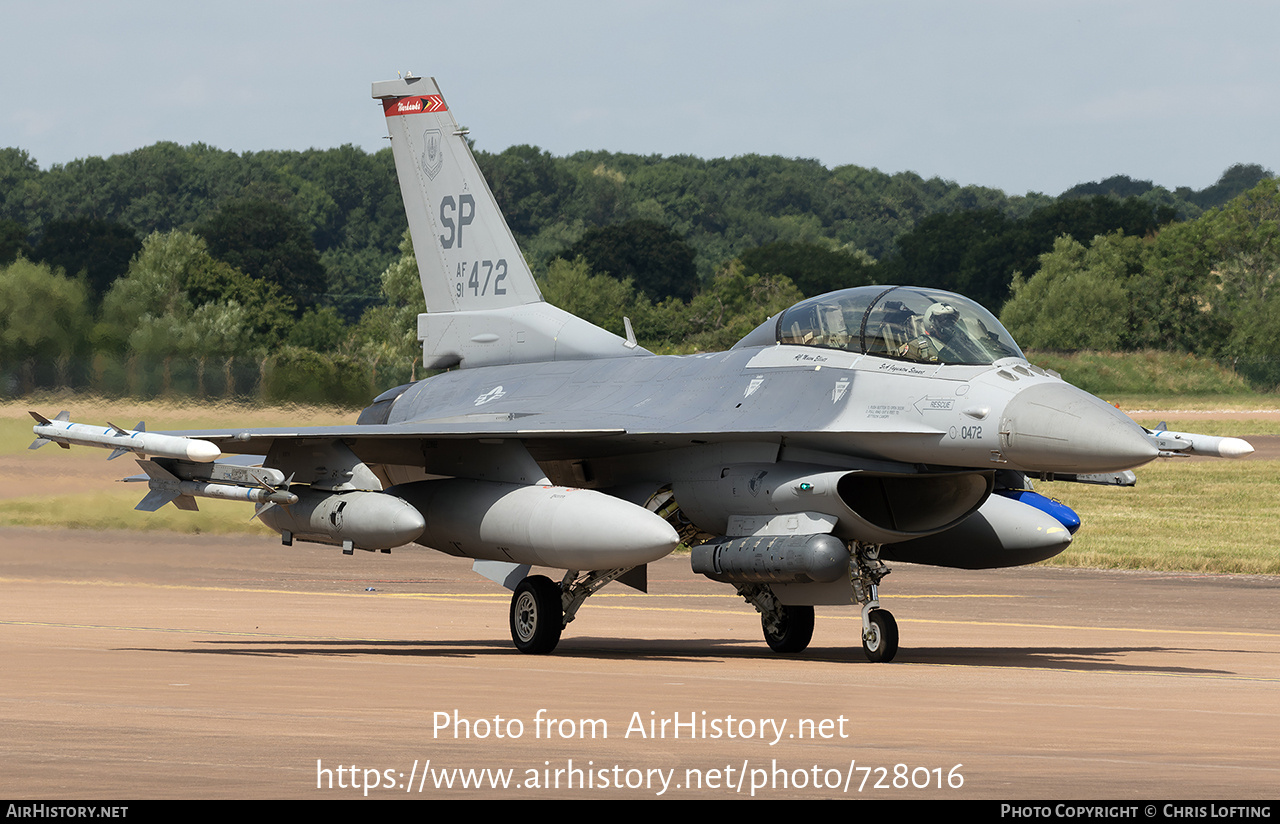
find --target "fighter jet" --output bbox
[30,76,1254,662]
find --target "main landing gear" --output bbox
[739,585,815,653]
[508,567,635,654]
[509,575,562,654]
[741,542,899,662]
[509,544,901,662]
[763,604,815,653]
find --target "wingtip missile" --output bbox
[1215,436,1255,458]
[29,413,222,463]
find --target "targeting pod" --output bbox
[691,533,849,584]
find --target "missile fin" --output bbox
[136,459,180,482]
[136,488,178,512]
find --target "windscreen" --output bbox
[775,286,1023,366]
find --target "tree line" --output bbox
[0,138,1274,403]
[1000,178,1280,388]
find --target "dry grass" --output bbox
[1026,349,1255,396]
[1043,459,1280,574]
[0,489,273,535]
[1122,417,1280,437]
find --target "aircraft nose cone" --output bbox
[1000,382,1157,473]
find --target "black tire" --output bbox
[509,575,563,654]
[862,609,899,663]
[762,604,815,653]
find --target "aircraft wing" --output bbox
[167,421,629,451]
[160,411,944,468]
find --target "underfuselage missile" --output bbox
[136,480,300,511]
[128,459,299,512]
[29,411,220,463]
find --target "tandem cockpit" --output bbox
[734,285,1025,366]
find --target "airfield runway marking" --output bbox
[7,572,1277,647]
[0,619,362,641]
[15,613,1273,685]
[761,658,1280,684]
[7,602,1278,641]
[9,615,1275,684]
[847,615,1280,640]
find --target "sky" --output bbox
[3,1,1278,196]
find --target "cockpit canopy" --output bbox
[735,286,1024,366]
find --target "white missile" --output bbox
[127,460,298,512]
[29,411,220,463]
[1145,427,1255,459]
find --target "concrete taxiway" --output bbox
[1,527,1277,799]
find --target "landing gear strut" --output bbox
[508,567,635,655]
[852,543,898,663]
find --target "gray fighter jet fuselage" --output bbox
[30,76,1254,662]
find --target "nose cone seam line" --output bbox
[1001,383,1158,473]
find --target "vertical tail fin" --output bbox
[372,76,647,369]
[373,75,540,314]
